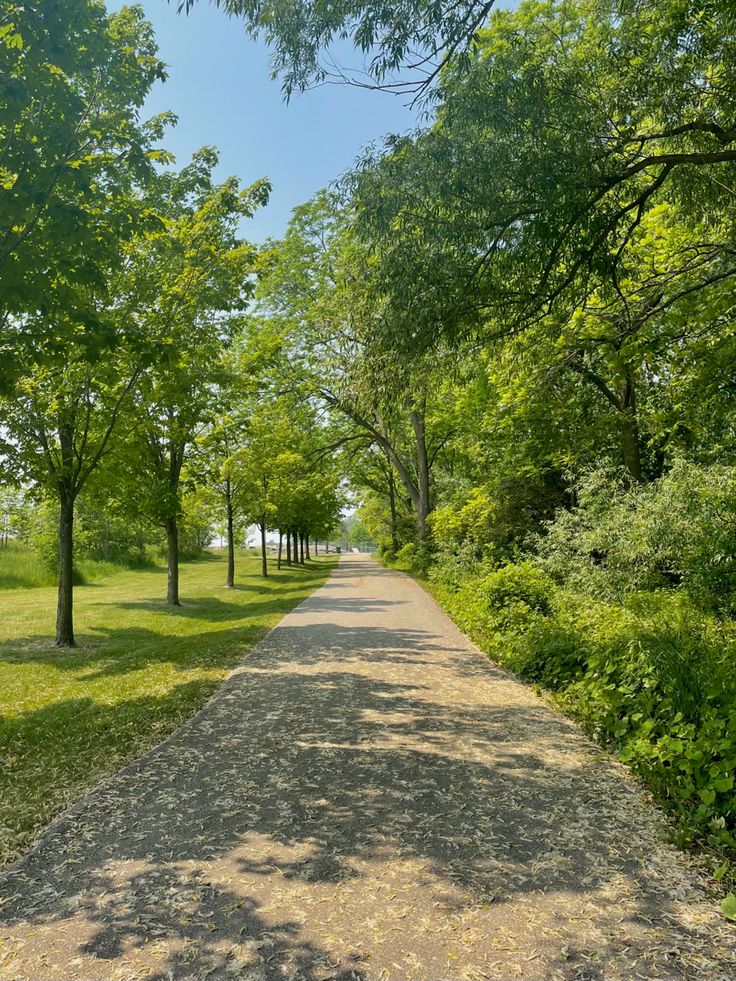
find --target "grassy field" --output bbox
[0,544,135,589]
[0,550,336,867]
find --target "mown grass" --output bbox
[0,550,336,867]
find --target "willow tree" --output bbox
[176,0,500,97]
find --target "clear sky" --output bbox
[106,1,421,243]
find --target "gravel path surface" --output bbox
[0,555,734,980]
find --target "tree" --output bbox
[123,152,269,605]
[349,0,736,352]
[196,410,251,588]
[0,327,141,645]
[176,0,500,98]
[251,191,454,537]
[0,1,170,391]
[348,445,407,554]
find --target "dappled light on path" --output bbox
[0,557,732,980]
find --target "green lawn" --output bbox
[0,550,336,867]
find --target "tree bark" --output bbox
[165,517,180,606]
[314,539,318,555]
[225,480,235,588]
[260,522,268,577]
[299,532,305,564]
[293,530,299,565]
[277,531,283,570]
[286,529,292,566]
[55,492,75,647]
[410,406,431,535]
[620,373,643,482]
[305,536,311,561]
[388,469,399,552]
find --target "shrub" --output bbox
[430,473,566,564]
[428,541,485,591]
[394,542,417,569]
[540,460,736,612]
[429,558,736,864]
[376,538,397,562]
[480,560,554,622]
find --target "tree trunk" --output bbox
[260,522,268,577]
[410,407,431,536]
[166,517,180,606]
[225,481,235,588]
[286,530,292,566]
[277,531,283,570]
[55,492,75,647]
[314,539,318,555]
[305,535,311,561]
[620,374,643,482]
[299,532,304,564]
[388,470,399,552]
[293,530,299,565]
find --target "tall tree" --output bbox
[0,325,142,645]
[251,192,453,535]
[350,0,736,351]
[0,1,170,390]
[122,151,269,605]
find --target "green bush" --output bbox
[430,473,566,559]
[376,538,397,562]
[428,541,485,591]
[393,541,417,567]
[383,538,434,575]
[555,596,736,856]
[540,461,736,612]
[480,560,554,622]
[445,573,736,860]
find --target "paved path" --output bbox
[0,556,733,981]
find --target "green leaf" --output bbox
[699,787,716,806]
[721,894,736,922]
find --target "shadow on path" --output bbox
[0,557,731,981]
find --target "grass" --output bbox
[0,549,336,867]
[0,544,144,589]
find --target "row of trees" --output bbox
[5,0,734,645]
[0,1,342,647]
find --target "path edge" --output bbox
[0,557,343,882]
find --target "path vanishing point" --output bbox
[0,555,734,981]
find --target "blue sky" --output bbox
[106,1,421,242]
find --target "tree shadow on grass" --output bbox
[0,617,722,979]
[0,563,336,671]
[109,592,313,621]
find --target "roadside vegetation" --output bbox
[380,468,736,894]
